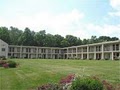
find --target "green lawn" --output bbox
[0,59,120,90]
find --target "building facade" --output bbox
[0,39,120,60]
[64,40,120,60]
[0,39,8,58]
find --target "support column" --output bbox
[94,53,96,60]
[76,47,78,59]
[71,48,73,59]
[101,44,104,60]
[67,48,68,59]
[50,48,52,59]
[20,46,22,58]
[110,44,113,51]
[111,52,114,60]
[36,47,38,59]
[46,49,48,59]
[28,51,30,59]
[87,45,89,59]
[94,46,96,60]
[81,48,83,59]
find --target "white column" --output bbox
[67,48,68,59]
[94,46,96,60]
[20,46,22,58]
[110,44,113,51]
[81,48,83,59]
[50,48,52,59]
[87,46,89,59]
[46,49,48,59]
[76,47,78,59]
[101,44,104,60]
[71,48,73,59]
[94,53,96,60]
[111,52,114,60]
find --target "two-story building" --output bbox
[0,39,120,60]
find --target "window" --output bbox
[2,48,5,51]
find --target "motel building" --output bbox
[0,39,120,60]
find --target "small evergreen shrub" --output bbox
[70,77,103,90]
[7,61,17,68]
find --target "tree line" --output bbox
[0,26,119,47]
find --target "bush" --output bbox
[59,74,75,84]
[7,61,17,68]
[37,83,63,90]
[0,56,7,60]
[70,77,103,90]
[3,63,9,68]
[102,80,115,90]
[36,75,117,90]
[0,60,7,67]
[0,60,17,68]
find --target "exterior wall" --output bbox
[8,45,63,59]
[0,39,119,60]
[0,39,8,58]
[65,40,120,60]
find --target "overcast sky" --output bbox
[0,0,120,39]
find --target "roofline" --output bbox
[5,40,120,49]
[8,45,63,49]
[64,40,120,48]
[0,39,8,45]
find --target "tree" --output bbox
[54,34,64,47]
[82,39,89,45]
[76,38,82,45]
[0,27,10,44]
[111,37,119,41]
[0,26,119,47]
[9,26,23,45]
[98,36,111,42]
[44,34,55,47]
[34,30,46,46]
[89,36,98,44]
[65,35,78,46]
[18,27,34,46]
[61,39,69,47]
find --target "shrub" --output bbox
[0,60,17,68]
[2,63,9,68]
[0,56,7,60]
[36,75,118,90]
[70,76,103,90]
[102,80,114,90]
[7,61,17,68]
[0,60,7,67]
[37,83,63,90]
[2,57,7,60]
[59,74,75,84]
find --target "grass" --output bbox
[0,59,120,90]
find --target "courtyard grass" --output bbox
[0,59,120,90]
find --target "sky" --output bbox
[0,0,120,39]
